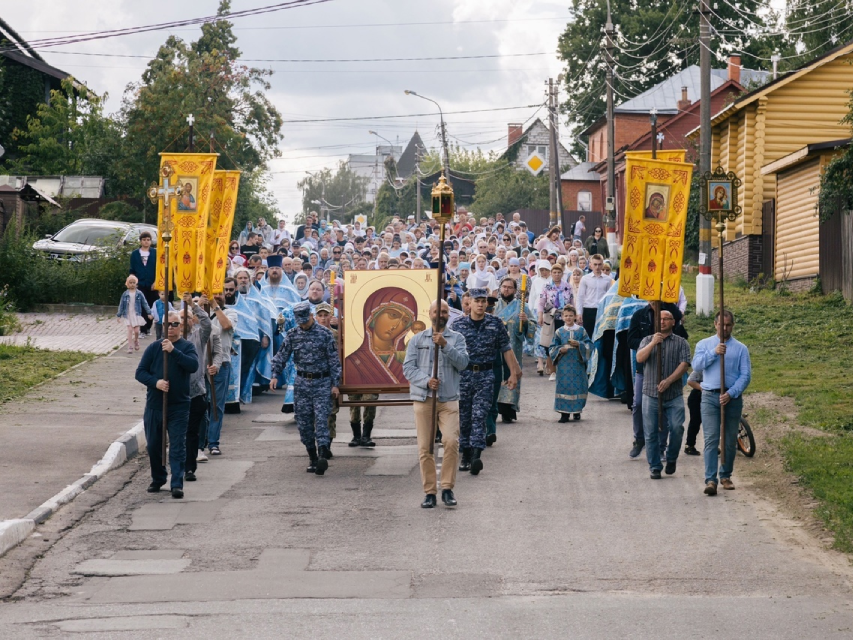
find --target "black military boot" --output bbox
[306,445,318,473]
[349,422,362,447]
[316,445,330,475]
[360,421,376,447]
[458,447,472,472]
[470,448,483,475]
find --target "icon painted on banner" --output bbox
[177,176,199,212]
[643,183,670,221]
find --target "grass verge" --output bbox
[682,272,853,552]
[0,343,92,405]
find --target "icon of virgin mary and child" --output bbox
[344,287,419,386]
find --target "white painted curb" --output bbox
[0,420,146,558]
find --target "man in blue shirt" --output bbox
[692,310,752,496]
[403,300,469,509]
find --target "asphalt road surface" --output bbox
[1,360,852,638]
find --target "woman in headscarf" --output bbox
[538,263,574,381]
[344,287,417,386]
[570,267,584,302]
[567,249,580,270]
[527,260,552,366]
[293,273,310,299]
[467,253,498,292]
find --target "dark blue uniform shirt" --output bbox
[453,315,511,365]
[271,321,341,387]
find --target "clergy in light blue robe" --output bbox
[493,293,534,420]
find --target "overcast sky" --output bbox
[3,0,569,221]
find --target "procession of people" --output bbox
[131,210,750,506]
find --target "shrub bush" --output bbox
[0,285,21,335]
[0,221,132,309]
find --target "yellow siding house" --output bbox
[688,41,853,285]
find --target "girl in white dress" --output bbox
[116,275,152,353]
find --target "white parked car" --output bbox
[33,219,158,261]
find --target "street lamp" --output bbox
[404,90,450,177]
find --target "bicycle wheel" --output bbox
[737,416,756,457]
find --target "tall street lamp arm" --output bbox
[405,90,450,177]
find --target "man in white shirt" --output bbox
[576,254,614,338]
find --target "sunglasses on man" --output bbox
[167,321,182,328]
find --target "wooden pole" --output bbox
[161,229,171,467]
[651,121,664,436]
[205,302,218,422]
[718,223,727,467]
[429,223,447,456]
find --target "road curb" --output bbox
[0,420,146,557]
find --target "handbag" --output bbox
[539,308,557,348]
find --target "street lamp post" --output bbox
[404,90,450,178]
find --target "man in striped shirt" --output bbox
[636,310,691,480]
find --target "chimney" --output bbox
[677,86,692,112]
[728,54,742,84]
[508,123,523,147]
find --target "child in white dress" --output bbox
[116,275,152,353]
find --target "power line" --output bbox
[44,50,554,63]
[281,104,542,124]
[0,0,334,54]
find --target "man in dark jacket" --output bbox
[627,301,686,459]
[135,310,199,498]
[129,231,157,336]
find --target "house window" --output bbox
[526,144,548,160]
[578,190,592,211]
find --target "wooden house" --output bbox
[688,40,853,284]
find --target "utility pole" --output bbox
[604,0,618,256]
[415,143,422,224]
[550,79,565,222]
[548,78,558,228]
[696,0,715,316]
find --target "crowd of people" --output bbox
[125,209,751,505]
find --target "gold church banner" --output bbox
[619,156,693,303]
[625,149,687,164]
[154,152,219,294]
[203,170,241,296]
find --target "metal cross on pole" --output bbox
[148,164,182,467]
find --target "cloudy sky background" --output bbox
[3,0,570,222]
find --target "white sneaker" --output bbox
[549,373,557,381]
[196,450,208,462]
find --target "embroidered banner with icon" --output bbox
[618,155,693,303]
[625,149,687,164]
[203,170,241,296]
[154,152,219,293]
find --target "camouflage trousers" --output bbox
[295,376,331,448]
[459,369,494,451]
[348,393,378,424]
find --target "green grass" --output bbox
[0,344,92,404]
[681,273,853,551]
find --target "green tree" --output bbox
[417,144,499,177]
[6,78,123,185]
[119,0,283,193]
[232,170,281,238]
[296,161,369,221]
[784,1,853,68]
[472,162,550,217]
[557,0,782,156]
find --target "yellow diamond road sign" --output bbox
[526,153,545,175]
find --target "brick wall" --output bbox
[711,234,764,281]
[561,180,602,213]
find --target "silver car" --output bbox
[33,219,159,261]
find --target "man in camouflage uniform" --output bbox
[315,302,339,454]
[271,301,340,475]
[452,288,519,475]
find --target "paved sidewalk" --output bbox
[0,312,128,354]
[0,348,145,521]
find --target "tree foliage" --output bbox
[472,162,550,217]
[557,0,782,155]
[1,1,283,227]
[784,0,853,69]
[296,160,369,222]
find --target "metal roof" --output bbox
[561,162,600,181]
[0,175,104,199]
[615,65,771,114]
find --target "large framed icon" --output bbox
[341,269,437,394]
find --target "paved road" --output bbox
[1,361,851,638]
[0,312,128,354]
